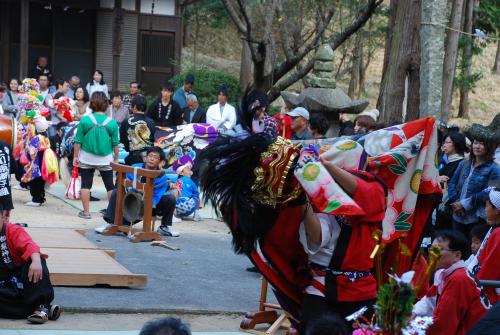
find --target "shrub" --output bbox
[170,68,241,108]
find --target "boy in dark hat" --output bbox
[147,82,183,128]
[206,85,237,132]
[174,74,195,110]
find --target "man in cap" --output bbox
[174,74,195,110]
[147,82,183,128]
[287,107,314,140]
[206,85,237,132]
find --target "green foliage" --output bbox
[183,0,229,29]
[454,36,483,92]
[170,68,241,108]
[476,0,500,35]
[376,277,416,334]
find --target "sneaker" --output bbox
[13,184,28,191]
[78,211,91,219]
[94,224,112,234]
[25,201,42,207]
[89,195,100,202]
[172,215,182,223]
[98,209,107,216]
[193,211,202,222]
[157,225,180,237]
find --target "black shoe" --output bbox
[90,195,100,201]
[99,209,107,215]
[246,266,260,273]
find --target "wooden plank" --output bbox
[42,248,147,287]
[27,228,98,249]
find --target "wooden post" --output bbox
[19,0,29,79]
[0,1,11,81]
[112,0,124,91]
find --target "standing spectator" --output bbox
[47,79,70,135]
[448,136,500,239]
[49,122,68,160]
[73,92,119,219]
[206,85,237,132]
[182,94,206,124]
[242,89,278,138]
[30,56,52,84]
[106,91,128,126]
[0,84,5,114]
[309,114,330,139]
[66,76,80,99]
[122,81,141,114]
[287,107,313,140]
[120,95,155,166]
[86,70,109,99]
[2,78,20,117]
[37,75,50,103]
[435,132,467,230]
[174,74,195,110]
[147,82,183,128]
[73,86,91,121]
[353,109,379,135]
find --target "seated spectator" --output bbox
[147,82,183,128]
[49,122,68,160]
[424,230,488,335]
[353,109,379,135]
[123,81,141,114]
[447,138,499,239]
[66,76,80,99]
[86,70,109,99]
[304,313,349,335]
[466,224,490,268]
[309,114,329,139]
[171,155,200,223]
[174,74,195,110]
[98,147,179,237]
[120,95,155,166]
[242,89,278,138]
[273,104,293,139]
[0,142,60,323]
[206,85,237,132]
[140,317,191,335]
[182,94,206,124]
[73,92,119,219]
[474,187,500,305]
[106,91,128,125]
[2,78,20,117]
[287,107,313,140]
[338,113,354,137]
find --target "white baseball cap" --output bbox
[287,107,310,121]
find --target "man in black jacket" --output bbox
[182,94,206,124]
[147,82,183,128]
[120,96,156,165]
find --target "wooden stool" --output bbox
[240,276,291,335]
[102,162,163,243]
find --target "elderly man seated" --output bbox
[96,146,179,237]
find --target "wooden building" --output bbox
[0,0,182,95]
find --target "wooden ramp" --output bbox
[27,228,147,287]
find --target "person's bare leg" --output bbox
[81,189,90,214]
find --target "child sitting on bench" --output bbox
[98,146,180,237]
[0,140,60,324]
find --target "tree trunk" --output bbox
[348,34,362,98]
[493,40,500,74]
[458,0,474,119]
[240,40,253,91]
[441,0,465,120]
[358,41,365,98]
[377,0,421,123]
[192,11,200,67]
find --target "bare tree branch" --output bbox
[276,2,294,61]
[221,0,247,35]
[268,0,383,101]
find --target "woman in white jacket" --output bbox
[86,70,109,99]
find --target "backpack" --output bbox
[82,113,113,156]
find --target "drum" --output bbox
[0,114,17,149]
